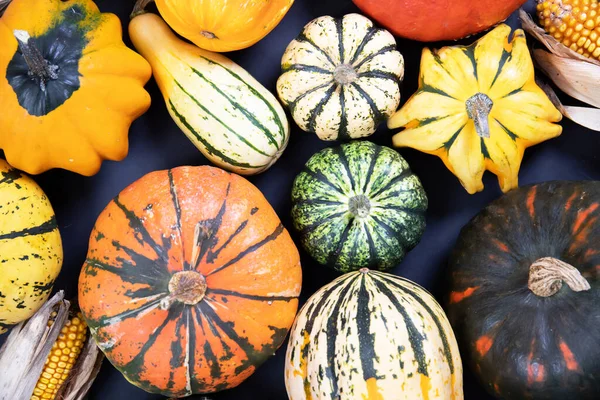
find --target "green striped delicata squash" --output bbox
[129,13,289,175]
[277,13,404,141]
[285,269,463,400]
[291,141,427,273]
[0,159,62,334]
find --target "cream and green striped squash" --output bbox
[291,141,427,273]
[129,14,289,175]
[285,269,463,400]
[0,159,63,334]
[276,13,404,141]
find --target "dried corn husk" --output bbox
[520,8,600,131]
[0,291,104,400]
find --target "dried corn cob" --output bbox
[30,311,87,400]
[537,0,600,59]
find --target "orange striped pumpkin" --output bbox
[78,166,302,397]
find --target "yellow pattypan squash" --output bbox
[388,24,563,194]
[0,0,152,176]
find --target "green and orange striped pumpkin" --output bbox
[448,181,600,399]
[286,269,463,400]
[78,166,302,397]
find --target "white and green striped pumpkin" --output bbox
[285,269,463,400]
[291,141,427,273]
[276,13,404,141]
[129,14,289,175]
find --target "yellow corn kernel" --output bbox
[539,0,600,60]
[29,312,87,400]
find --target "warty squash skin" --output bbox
[352,0,527,42]
[150,0,294,52]
[277,14,404,141]
[0,0,152,176]
[286,269,463,400]
[129,13,290,176]
[448,181,600,400]
[389,25,563,194]
[0,159,62,334]
[78,165,302,397]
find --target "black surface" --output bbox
[2,0,599,399]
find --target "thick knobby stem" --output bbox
[334,64,358,85]
[160,271,207,309]
[201,31,218,39]
[528,257,591,297]
[131,0,154,18]
[13,30,59,92]
[348,194,371,219]
[465,92,494,138]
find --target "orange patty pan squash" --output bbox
[0,0,152,176]
[133,0,294,52]
[389,25,563,195]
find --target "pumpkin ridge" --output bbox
[298,211,347,237]
[350,82,384,123]
[205,220,249,264]
[113,196,169,263]
[296,33,336,67]
[328,218,354,267]
[84,257,167,288]
[0,167,21,186]
[363,143,382,193]
[206,223,285,277]
[303,168,345,195]
[307,84,337,133]
[376,273,456,373]
[371,278,429,376]
[167,169,184,268]
[288,81,334,111]
[369,168,412,199]
[333,145,356,192]
[188,65,279,150]
[349,25,378,65]
[0,215,57,240]
[335,17,344,64]
[88,295,164,330]
[284,64,332,75]
[359,70,401,84]
[167,99,266,169]
[352,44,396,71]
[206,288,296,303]
[338,87,350,140]
[172,79,272,158]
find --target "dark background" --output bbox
[2,0,599,399]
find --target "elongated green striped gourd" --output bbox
[129,13,289,175]
[292,141,427,272]
[0,159,63,334]
[277,13,404,141]
[286,269,463,400]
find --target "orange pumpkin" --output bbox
[78,166,302,397]
[133,0,294,52]
[352,0,527,41]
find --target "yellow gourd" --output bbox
[388,25,563,194]
[0,159,62,334]
[0,0,152,176]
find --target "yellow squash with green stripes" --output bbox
[129,13,290,175]
[0,160,62,334]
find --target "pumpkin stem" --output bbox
[334,64,358,85]
[131,0,155,19]
[348,195,371,219]
[465,93,494,138]
[160,271,207,310]
[13,30,59,92]
[528,257,591,297]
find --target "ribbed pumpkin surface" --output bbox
[291,141,427,272]
[0,159,62,334]
[78,166,302,397]
[285,269,463,400]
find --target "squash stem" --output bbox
[160,271,207,310]
[131,0,155,19]
[13,30,58,92]
[334,64,358,85]
[348,195,371,219]
[465,93,493,138]
[528,257,590,297]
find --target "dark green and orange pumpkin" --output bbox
[78,166,302,397]
[448,181,600,399]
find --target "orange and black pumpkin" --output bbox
[447,181,600,399]
[78,166,302,397]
